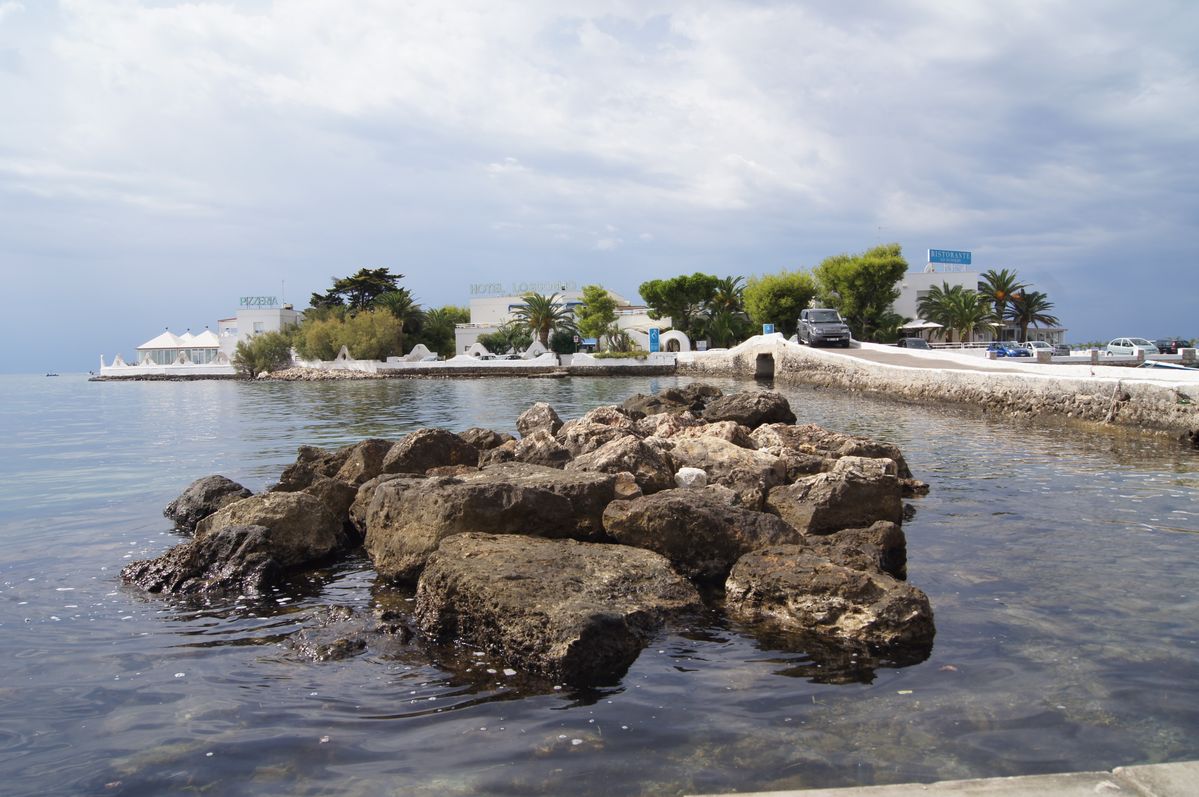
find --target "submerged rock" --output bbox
[163,475,252,534]
[725,546,934,652]
[603,488,801,583]
[414,533,702,685]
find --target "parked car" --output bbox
[1106,338,1159,356]
[798,308,852,347]
[895,337,931,349]
[1052,343,1071,356]
[986,341,1031,358]
[1153,338,1189,355]
[1021,341,1054,356]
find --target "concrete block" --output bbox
[1114,761,1199,795]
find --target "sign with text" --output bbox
[239,296,279,307]
[649,328,660,353]
[470,281,579,297]
[762,323,775,334]
[928,249,972,265]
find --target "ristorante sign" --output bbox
[470,281,579,297]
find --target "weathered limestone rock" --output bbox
[702,390,796,428]
[725,546,934,651]
[479,438,518,466]
[414,533,702,685]
[363,476,575,581]
[164,475,252,534]
[666,435,788,509]
[674,467,707,488]
[603,488,802,583]
[565,435,677,494]
[516,402,563,438]
[334,438,396,485]
[273,444,351,492]
[122,524,282,597]
[348,474,427,537]
[804,521,908,579]
[458,427,516,451]
[462,462,622,540]
[194,491,343,566]
[765,457,903,535]
[382,428,480,474]
[513,429,573,468]
[555,406,641,457]
[752,423,913,480]
[671,419,756,449]
[634,411,704,438]
[300,477,360,543]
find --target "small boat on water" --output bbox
[45,373,59,377]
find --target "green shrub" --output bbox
[233,331,293,377]
[592,350,649,359]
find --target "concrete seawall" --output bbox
[679,337,1199,444]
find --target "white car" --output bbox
[1106,337,1159,356]
[1022,341,1054,355]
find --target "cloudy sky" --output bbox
[2,1,1196,372]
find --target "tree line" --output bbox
[918,268,1059,343]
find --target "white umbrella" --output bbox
[899,319,944,330]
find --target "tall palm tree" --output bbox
[702,275,750,347]
[512,292,575,348]
[918,282,995,343]
[374,288,424,355]
[978,269,1025,337]
[1008,291,1059,342]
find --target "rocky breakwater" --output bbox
[123,384,935,686]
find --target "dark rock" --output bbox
[300,477,360,544]
[462,462,621,541]
[122,524,282,597]
[603,488,801,583]
[565,435,677,494]
[459,427,516,451]
[725,546,934,652]
[765,456,903,535]
[702,390,796,428]
[164,475,252,534]
[414,533,702,685]
[620,383,720,418]
[513,429,573,468]
[804,521,908,579]
[382,428,480,474]
[194,491,343,566]
[363,476,575,582]
[286,605,413,662]
[516,402,563,438]
[479,438,518,466]
[334,438,396,485]
[273,444,351,492]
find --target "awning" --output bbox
[899,319,944,330]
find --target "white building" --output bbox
[216,305,302,357]
[454,289,665,355]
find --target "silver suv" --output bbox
[798,308,852,348]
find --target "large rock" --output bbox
[348,474,428,536]
[194,491,343,567]
[805,521,908,579]
[363,476,575,581]
[702,390,796,428]
[122,525,283,597]
[725,546,934,652]
[620,384,721,418]
[765,456,903,534]
[334,438,396,485]
[565,435,677,494]
[516,402,563,438]
[666,435,788,509]
[273,444,351,492]
[462,462,622,541]
[458,427,516,451]
[555,406,641,457]
[164,475,252,534]
[300,477,360,544]
[603,488,802,583]
[634,412,704,438]
[670,420,756,449]
[513,429,573,468]
[414,533,702,685]
[751,423,914,480]
[382,428,480,474]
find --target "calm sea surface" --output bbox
[1,372,1197,796]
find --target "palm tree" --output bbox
[918,282,995,343]
[374,288,424,355]
[702,276,751,347]
[978,269,1025,337]
[1008,291,1059,342]
[512,292,575,348]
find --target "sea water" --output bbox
[1,373,1197,796]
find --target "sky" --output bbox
[1,0,1197,373]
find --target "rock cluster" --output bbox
[123,384,935,685]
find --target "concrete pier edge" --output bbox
[688,760,1199,796]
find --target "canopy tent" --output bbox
[899,319,944,330]
[136,330,186,350]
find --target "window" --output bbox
[253,322,265,333]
